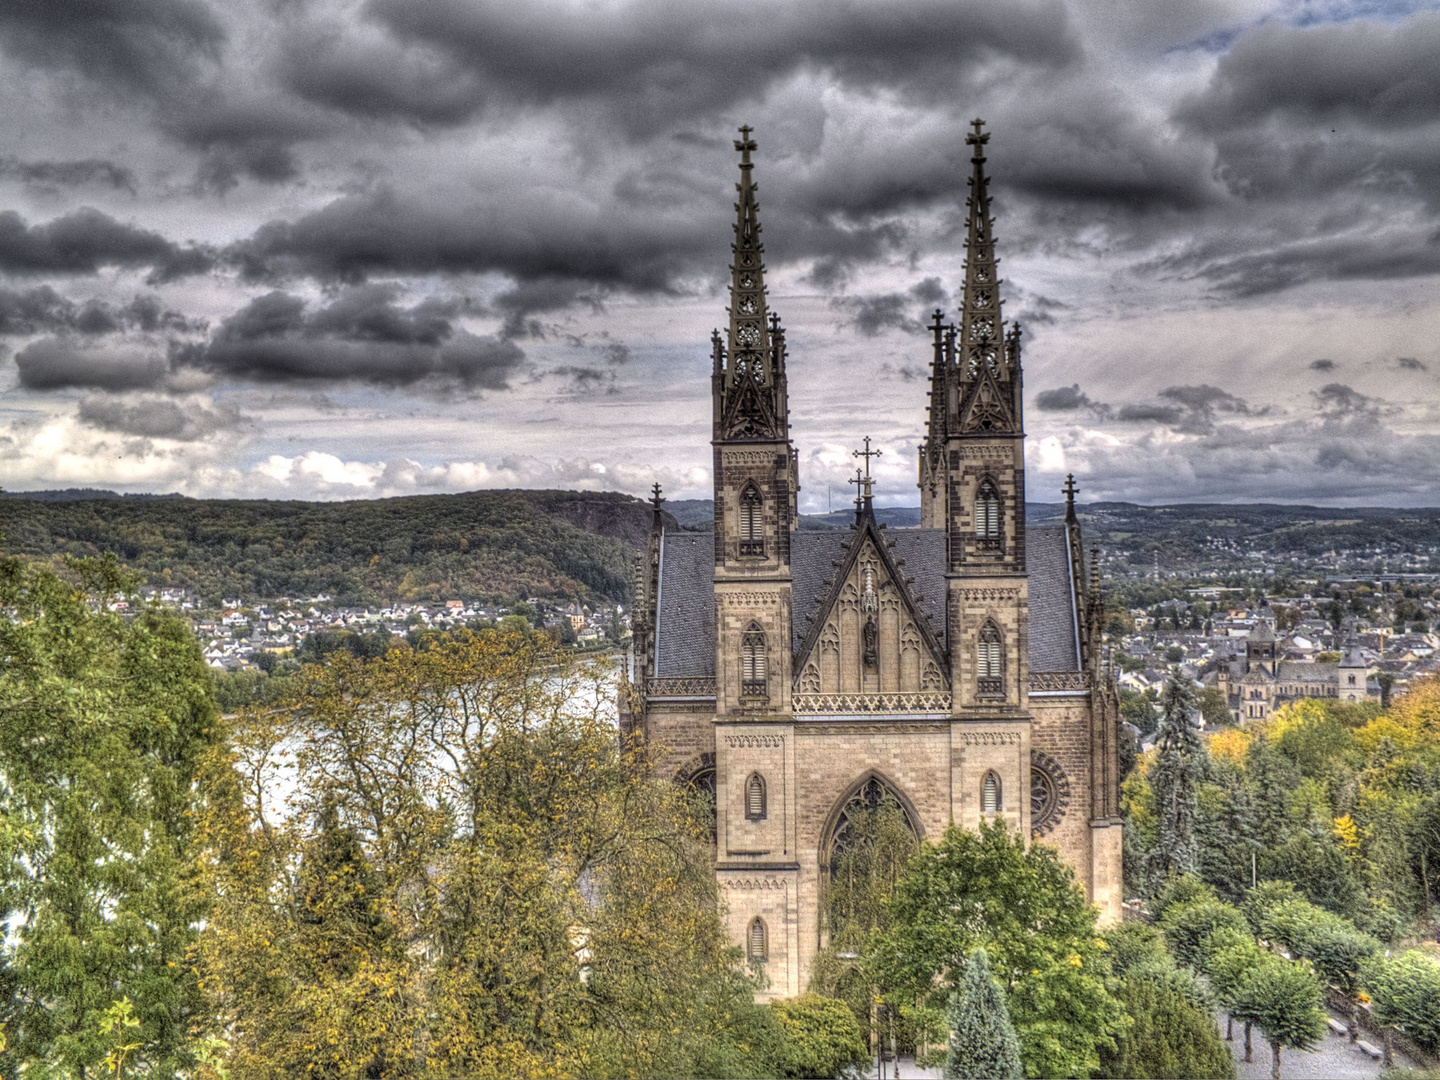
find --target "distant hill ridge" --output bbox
[0,489,676,606]
[2,489,1436,605]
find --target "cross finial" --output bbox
[966,117,989,147]
[650,482,664,511]
[847,466,865,511]
[1063,473,1078,505]
[853,436,882,481]
[735,125,756,166]
[852,436,882,502]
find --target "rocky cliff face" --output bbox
[534,492,679,549]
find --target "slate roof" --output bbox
[653,524,1082,678]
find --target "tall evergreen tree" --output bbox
[0,555,219,1076]
[943,949,1022,1080]
[1148,675,1204,888]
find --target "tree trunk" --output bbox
[1226,1014,1234,1041]
[1382,1028,1393,1068]
[1244,1022,1253,1062]
[1271,1039,1282,1080]
[1348,1002,1359,1044]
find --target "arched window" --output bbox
[746,773,767,821]
[739,482,765,557]
[977,622,1003,697]
[975,480,1001,547]
[748,917,768,962]
[982,771,1002,814]
[741,623,768,700]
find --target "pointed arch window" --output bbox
[748,917,768,962]
[977,622,1004,697]
[746,773,767,821]
[739,482,765,557]
[976,480,1001,548]
[981,771,1002,815]
[741,623,768,701]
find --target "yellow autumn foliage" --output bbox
[1206,726,1252,765]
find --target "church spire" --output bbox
[715,125,788,442]
[953,119,1021,435]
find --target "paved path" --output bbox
[1221,1010,1416,1080]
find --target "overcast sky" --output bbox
[1,0,1438,508]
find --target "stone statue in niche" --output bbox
[863,615,878,668]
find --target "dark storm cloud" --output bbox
[836,278,951,337]
[551,365,615,394]
[228,187,704,291]
[1106,384,1263,435]
[1162,230,1440,298]
[1116,402,1184,424]
[287,0,1078,130]
[1313,382,1383,415]
[14,337,169,391]
[1158,384,1253,414]
[0,209,214,282]
[194,286,522,388]
[0,287,206,337]
[77,393,242,440]
[0,0,224,100]
[0,157,137,193]
[1310,359,1336,371]
[1035,384,1098,411]
[1178,15,1440,133]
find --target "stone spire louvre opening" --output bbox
[714,125,789,442]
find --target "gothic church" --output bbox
[623,123,1123,999]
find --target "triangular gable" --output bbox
[721,373,779,440]
[793,515,949,694]
[957,367,1014,433]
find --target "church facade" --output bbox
[622,123,1123,999]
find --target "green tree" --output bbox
[770,995,869,1079]
[872,821,1126,1078]
[1233,953,1326,1080]
[808,792,919,1044]
[0,555,219,1076]
[1199,685,1232,726]
[1148,675,1205,887]
[1102,971,1234,1079]
[1363,950,1440,1056]
[1159,897,1248,971]
[199,629,775,1079]
[942,949,1022,1080]
[1204,927,1268,1049]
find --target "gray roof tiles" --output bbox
[654,524,1083,677]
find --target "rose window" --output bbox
[1030,752,1070,837]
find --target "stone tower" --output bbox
[920,121,1031,728]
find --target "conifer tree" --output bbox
[943,949,1022,1080]
[0,555,218,1075]
[1148,675,1204,887]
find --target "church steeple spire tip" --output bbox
[716,125,788,443]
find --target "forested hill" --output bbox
[0,490,674,606]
